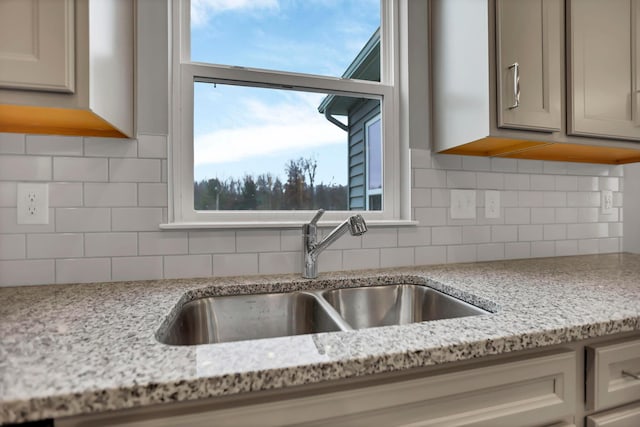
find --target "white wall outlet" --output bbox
[450,189,476,219]
[601,190,614,215]
[17,183,49,224]
[485,190,501,219]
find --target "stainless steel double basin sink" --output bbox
[157,284,489,346]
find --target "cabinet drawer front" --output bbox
[586,338,640,411]
[58,351,576,427]
[586,401,640,427]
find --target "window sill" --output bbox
[159,220,418,230]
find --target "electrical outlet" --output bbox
[17,183,49,224]
[485,190,501,219]
[601,190,614,215]
[450,189,476,219]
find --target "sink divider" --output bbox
[302,291,354,332]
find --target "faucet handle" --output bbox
[308,209,325,226]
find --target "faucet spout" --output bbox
[302,210,367,279]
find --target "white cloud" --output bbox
[191,0,279,27]
[193,96,346,166]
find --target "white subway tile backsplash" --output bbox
[431,189,450,207]
[518,225,543,242]
[578,176,599,191]
[164,254,212,279]
[555,176,578,191]
[518,191,544,207]
[411,149,432,168]
[505,207,530,224]
[599,238,620,253]
[415,245,447,265]
[432,154,462,170]
[447,245,476,263]
[398,227,431,247]
[530,175,555,191]
[111,207,162,231]
[599,177,619,191]
[213,253,258,276]
[0,155,51,181]
[138,183,168,207]
[477,172,504,189]
[447,171,476,188]
[189,231,236,254]
[531,208,555,224]
[432,226,462,245]
[504,174,530,191]
[414,207,447,226]
[317,250,342,273]
[462,225,491,244]
[139,232,188,255]
[543,161,567,175]
[362,228,398,248]
[27,233,83,258]
[0,234,25,259]
[85,233,137,257]
[280,230,302,252]
[109,158,160,182]
[84,137,137,157]
[567,223,608,239]
[342,249,380,270]
[112,256,163,281]
[555,240,578,256]
[491,158,518,173]
[0,133,25,154]
[414,169,447,188]
[50,183,83,207]
[0,208,55,233]
[543,224,566,241]
[411,188,431,207]
[84,183,137,207]
[56,208,110,232]
[531,241,555,258]
[27,135,83,156]
[56,258,111,284]
[236,230,280,253]
[517,159,543,173]
[54,157,107,182]
[555,207,578,224]
[578,239,599,255]
[567,192,600,207]
[0,259,54,286]
[380,247,415,268]
[577,207,599,223]
[0,182,16,207]
[609,222,623,237]
[543,192,566,207]
[505,242,531,259]
[137,135,167,158]
[462,156,491,171]
[259,252,300,275]
[491,225,518,242]
[476,243,505,261]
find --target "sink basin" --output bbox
[157,284,490,345]
[321,285,489,329]
[158,292,345,345]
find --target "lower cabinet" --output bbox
[58,350,576,427]
[586,402,640,427]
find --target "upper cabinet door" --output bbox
[0,0,75,93]
[496,0,563,132]
[569,0,640,140]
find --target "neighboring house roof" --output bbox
[318,28,380,117]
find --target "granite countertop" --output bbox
[2,254,640,424]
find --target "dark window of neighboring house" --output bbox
[366,115,382,210]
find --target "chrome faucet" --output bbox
[302,209,368,279]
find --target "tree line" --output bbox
[194,157,347,211]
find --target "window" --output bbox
[168,0,409,227]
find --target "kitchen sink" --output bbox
[158,292,346,345]
[157,284,490,345]
[321,284,489,329]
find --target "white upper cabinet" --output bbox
[0,0,134,138]
[0,0,75,93]
[496,0,563,131]
[568,0,640,141]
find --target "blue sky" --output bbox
[190,0,380,184]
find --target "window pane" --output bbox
[367,118,382,191]
[190,0,381,81]
[193,82,382,211]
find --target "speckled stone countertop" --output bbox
[2,254,640,424]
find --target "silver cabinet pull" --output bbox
[622,370,640,380]
[508,62,520,109]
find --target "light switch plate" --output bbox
[485,190,501,219]
[601,190,613,214]
[17,183,49,224]
[450,189,476,219]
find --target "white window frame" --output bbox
[166,0,411,228]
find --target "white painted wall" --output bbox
[624,164,640,253]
